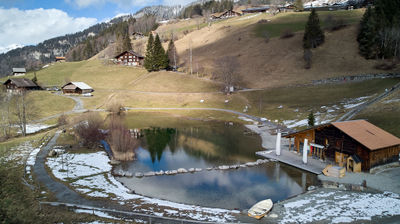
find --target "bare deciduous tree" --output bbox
[107,116,139,161]
[12,91,36,136]
[214,56,241,93]
[0,87,12,139]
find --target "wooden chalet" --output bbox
[284,120,400,171]
[12,68,26,76]
[132,32,144,40]
[114,50,144,66]
[55,57,66,62]
[3,78,40,92]
[211,10,242,19]
[62,82,94,95]
[242,6,270,14]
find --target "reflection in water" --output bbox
[144,128,176,163]
[116,121,319,210]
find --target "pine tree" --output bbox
[152,35,168,71]
[294,0,304,11]
[303,9,325,49]
[121,33,132,52]
[357,7,377,59]
[167,39,178,70]
[144,33,154,72]
[308,111,315,127]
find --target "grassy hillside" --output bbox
[164,9,399,89]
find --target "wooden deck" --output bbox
[256,150,328,174]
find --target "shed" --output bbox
[62,82,94,95]
[347,155,362,172]
[55,57,66,62]
[3,78,40,92]
[12,68,26,76]
[284,120,400,171]
[114,50,144,66]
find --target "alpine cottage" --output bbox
[3,78,41,93]
[284,120,400,172]
[114,50,144,66]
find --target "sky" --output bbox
[0,0,196,53]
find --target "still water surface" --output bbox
[116,115,318,210]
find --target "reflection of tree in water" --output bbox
[144,128,176,163]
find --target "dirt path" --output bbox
[337,81,400,121]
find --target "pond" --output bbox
[115,113,319,210]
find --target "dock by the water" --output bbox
[256,150,327,174]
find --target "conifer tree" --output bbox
[308,111,315,127]
[144,33,154,72]
[303,9,325,49]
[167,39,178,70]
[357,7,377,59]
[121,33,132,52]
[152,34,168,70]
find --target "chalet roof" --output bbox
[114,50,144,59]
[62,82,93,90]
[12,68,26,73]
[284,120,400,151]
[331,120,400,151]
[212,10,242,18]
[4,78,38,87]
[242,6,270,12]
[55,57,66,59]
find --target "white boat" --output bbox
[248,199,273,219]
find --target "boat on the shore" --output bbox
[248,199,273,219]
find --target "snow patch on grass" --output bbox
[280,190,400,224]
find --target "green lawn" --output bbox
[254,9,364,38]
[27,91,75,120]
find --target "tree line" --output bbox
[180,0,234,18]
[357,0,400,60]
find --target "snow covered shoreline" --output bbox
[46,150,240,222]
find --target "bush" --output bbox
[263,31,270,43]
[58,114,68,126]
[280,29,295,39]
[74,112,104,149]
[107,102,124,115]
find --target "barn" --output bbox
[3,78,41,93]
[114,50,144,66]
[62,82,94,95]
[284,120,400,171]
[211,10,242,19]
[12,68,26,76]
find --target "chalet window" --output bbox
[129,56,132,58]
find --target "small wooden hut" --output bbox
[62,82,94,95]
[12,68,26,76]
[284,120,400,171]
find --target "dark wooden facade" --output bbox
[285,121,400,171]
[211,10,242,19]
[115,50,144,66]
[3,78,40,93]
